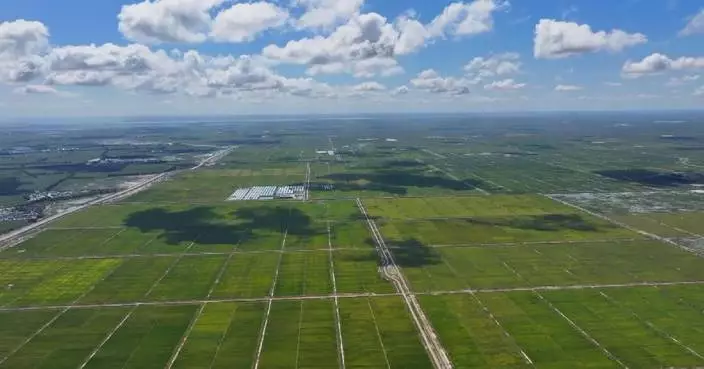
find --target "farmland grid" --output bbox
[2,189,704,368]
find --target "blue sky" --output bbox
[0,0,703,117]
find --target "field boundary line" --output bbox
[328,221,346,369]
[0,255,125,365]
[426,238,641,249]
[6,280,704,312]
[164,252,233,369]
[534,291,629,369]
[503,260,625,368]
[164,303,207,369]
[440,257,534,366]
[545,194,704,257]
[79,306,138,369]
[6,247,385,261]
[0,306,69,365]
[294,300,305,369]
[598,291,704,361]
[366,298,392,369]
[144,240,196,297]
[357,198,453,369]
[253,228,288,369]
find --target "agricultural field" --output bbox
[1,114,704,368]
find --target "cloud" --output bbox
[0,20,49,83]
[604,81,622,87]
[465,52,521,79]
[410,69,472,95]
[393,16,431,55]
[622,53,704,77]
[13,84,58,94]
[211,2,289,43]
[534,19,647,59]
[484,78,525,90]
[0,19,49,59]
[295,0,364,30]
[352,81,386,91]
[428,0,508,37]
[118,0,227,44]
[666,74,700,86]
[680,9,704,36]
[262,12,402,77]
[555,84,582,91]
[393,85,409,95]
[695,86,704,96]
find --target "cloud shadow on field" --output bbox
[347,237,441,268]
[317,169,483,196]
[123,205,316,248]
[463,214,603,232]
[595,169,704,188]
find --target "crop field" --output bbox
[2,116,704,368]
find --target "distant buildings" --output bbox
[227,185,306,201]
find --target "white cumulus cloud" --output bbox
[295,0,364,30]
[410,69,472,95]
[622,53,704,77]
[352,81,386,91]
[534,19,647,59]
[484,78,525,90]
[428,0,508,38]
[118,0,227,44]
[465,52,521,79]
[211,2,289,43]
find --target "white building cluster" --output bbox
[227,185,305,201]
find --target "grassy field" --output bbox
[0,307,131,369]
[172,302,265,369]
[613,212,704,237]
[400,241,704,292]
[339,297,434,369]
[258,300,339,368]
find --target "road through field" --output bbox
[356,198,453,369]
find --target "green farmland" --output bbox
[2,117,704,368]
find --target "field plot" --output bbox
[210,252,279,299]
[258,300,339,369]
[400,241,704,292]
[0,310,58,360]
[364,195,584,220]
[330,221,375,249]
[0,307,130,369]
[445,155,640,194]
[339,297,433,369]
[542,287,704,368]
[612,211,704,238]
[82,305,197,369]
[333,250,395,294]
[275,251,332,296]
[146,255,227,301]
[172,302,265,369]
[478,292,620,369]
[80,257,177,304]
[7,259,122,307]
[379,216,637,246]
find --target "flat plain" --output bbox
[2,115,704,368]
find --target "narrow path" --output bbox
[356,198,453,369]
[328,221,346,369]
[253,229,288,369]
